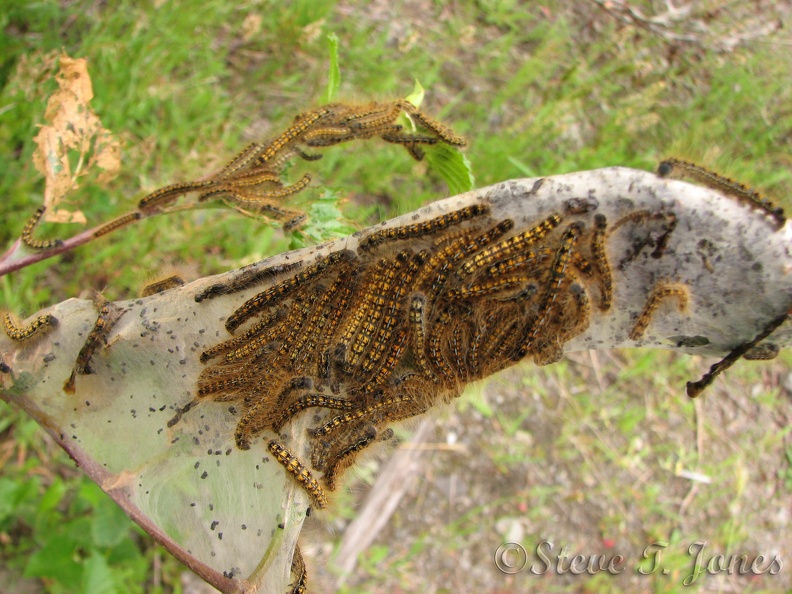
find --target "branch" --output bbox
[1,167,789,593]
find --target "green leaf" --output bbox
[92,497,132,548]
[425,143,476,195]
[38,477,67,514]
[76,480,105,510]
[295,188,356,245]
[106,537,144,565]
[0,478,22,525]
[324,33,340,103]
[65,516,97,550]
[405,79,425,108]
[399,81,475,195]
[82,551,117,594]
[0,476,39,526]
[24,534,82,590]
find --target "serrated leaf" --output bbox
[297,189,356,244]
[425,142,475,195]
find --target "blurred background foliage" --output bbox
[1,1,791,593]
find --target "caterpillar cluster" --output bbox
[8,150,786,594]
[136,100,466,230]
[184,195,710,510]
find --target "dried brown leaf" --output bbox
[31,52,121,226]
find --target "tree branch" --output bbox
[1,168,789,593]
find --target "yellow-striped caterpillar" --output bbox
[628,281,689,341]
[20,206,63,250]
[194,262,303,303]
[138,180,214,211]
[658,158,785,229]
[224,251,354,334]
[358,205,489,251]
[63,297,126,394]
[93,212,143,239]
[3,311,57,341]
[268,440,328,510]
[140,275,186,297]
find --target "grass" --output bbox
[1,1,791,593]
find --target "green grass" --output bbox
[1,1,791,593]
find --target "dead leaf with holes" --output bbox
[31,53,121,225]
